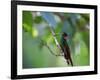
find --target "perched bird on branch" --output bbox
[60,32,73,66]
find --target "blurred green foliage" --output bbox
[22,11,90,68]
[23,11,33,33]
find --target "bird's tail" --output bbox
[66,59,73,66]
[66,60,69,65]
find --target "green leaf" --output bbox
[81,14,90,24]
[76,16,87,29]
[81,31,89,52]
[22,11,33,33]
[23,23,32,32]
[33,16,43,24]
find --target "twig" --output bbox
[40,39,63,56]
[45,44,63,56]
[48,26,64,55]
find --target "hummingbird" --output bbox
[60,32,73,66]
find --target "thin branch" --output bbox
[48,26,64,56]
[40,39,63,56]
[45,44,63,56]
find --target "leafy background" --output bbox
[22,11,90,68]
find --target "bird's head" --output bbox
[62,32,68,40]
